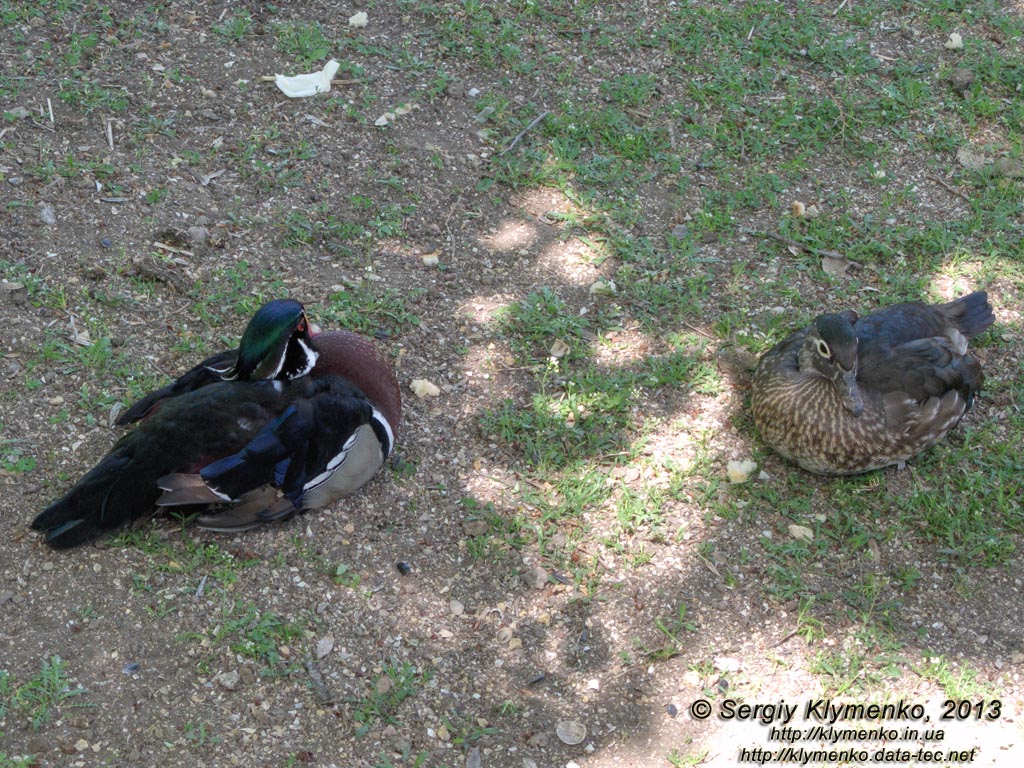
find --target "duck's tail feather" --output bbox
[942,291,995,339]
[30,450,146,548]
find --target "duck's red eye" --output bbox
[297,318,307,332]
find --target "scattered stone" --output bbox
[99,236,113,248]
[522,566,548,590]
[993,157,1024,179]
[187,225,209,245]
[526,732,548,748]
[2,282,28,306]
[947,68,976,94]
[555,720,587,745]
[421,251,440,267]
[944,32,964,50]
[788,523,814,542]
[39,204,56,226]
[956,144,988,171]
[315,635,335,660]
[396,560,412,575]
[216,669,240,690]
[450,598,465,616]
[349,11,368,28]
[463,518,489,537]
[588,278,616,296]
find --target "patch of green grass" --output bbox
[0,656,88,730]
[205,599,308,673]
[0,752,36,768]
[274,21,333,66]
[914,655,998,700]
[349,660,431,737]
[213,10,252,41]
[318,286,422,337]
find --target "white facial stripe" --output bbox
[291,338,319,378]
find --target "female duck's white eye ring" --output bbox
[816,339,831,359]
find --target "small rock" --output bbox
[463,519,489,537]
[944,32,964,50]
[2,282,28,306]
[39,204,56,225]
[522,566,548,590]
[993,157,1024,179]
[947,68,976,94]
[526,732,548,748]
[788,523,814,542]
[421,251,440,267]
[349,11,368,28]
[99,236,113,248]
[450,598,465,616]
[187,225,209,245]
[588,279,616,296]
[315,635,335,660]
[956,144,988,171]
[216,669,240,691]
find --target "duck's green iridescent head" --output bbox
[221,299,320,381]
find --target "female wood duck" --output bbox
[32,301,401,548]
[751,292,993,475]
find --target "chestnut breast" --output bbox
[310,331,401,439]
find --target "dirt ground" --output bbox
[2,2,1023,768]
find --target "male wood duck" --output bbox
[751,292,993,475]
[32,301,401,548]
[116,298,320,425]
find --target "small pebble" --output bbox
[396,561,412,575]
[99,236,113,248]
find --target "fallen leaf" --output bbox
[726,459,757,483]
[549,338,570,358]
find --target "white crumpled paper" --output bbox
[275,59,340,98]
